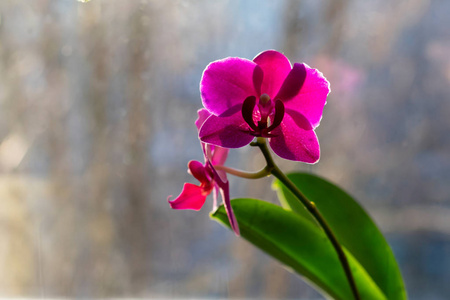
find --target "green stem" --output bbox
[255,137,360,300]
[214,164,270,179]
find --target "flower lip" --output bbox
[241,94,285,138]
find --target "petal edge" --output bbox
[168,183,209,211]
[200,57,258,116]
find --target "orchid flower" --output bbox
[198,50,330,163]
[168,109,239,235]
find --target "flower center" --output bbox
[241,94,285,137]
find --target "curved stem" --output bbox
[214,164,270,179]
[255,138,360,300]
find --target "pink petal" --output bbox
[196,109,212,160]
[201,144,229,182]
[210,146,228,183]
[275,63,307,101]
[283,63,330,128]
[253,50,292,99]
[197,109,229,171]
[200,57,259,116]
[211,146,229,167]
[188,160,210,185]
[219,181,240,236]
[168,183,209,211]
[199,111,254,148]
[197,110,230,164]
[209,162,239,236]
[195,108,212,131]
[284,109,313,131]
[269,113,320,163]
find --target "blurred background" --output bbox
[0,0,449,299]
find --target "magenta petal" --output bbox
[200,57,258,116]
[283,63,330,128]
[252,65,264,96]
[168,183,208,211]
[188,160,210,184]
[211,146,228,166]
[253,50,292,99]
[195,108,212,131]
[210,146,229,183]
[199,112,254,148]
[219,181,240,236]
[209,162,239,236]
[284,109,313,131]
[269,113,320,163]
[196,109,213,159]
[275,63,307,101]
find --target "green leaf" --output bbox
[211,199,387,300]
[272,172,406,300]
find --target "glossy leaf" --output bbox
[211,199,387,300]
[273,173,406,300]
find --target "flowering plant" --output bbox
[169,50,406,300]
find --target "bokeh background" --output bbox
[1,0,449,299]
